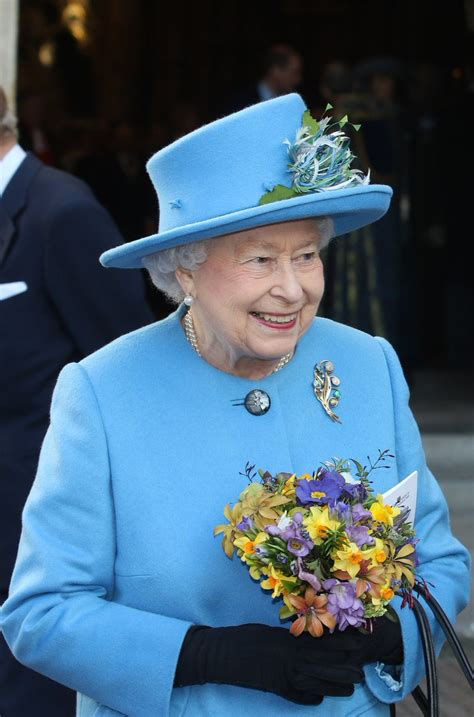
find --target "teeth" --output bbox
[252,312,297,324]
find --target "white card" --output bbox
[382,470,418,523]
[0,281,28,301]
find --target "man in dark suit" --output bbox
[0,88,155,716]
[214,43,303,118]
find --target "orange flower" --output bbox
[288,587,337,638]
[334,559,386,600]
[380,586,395,601]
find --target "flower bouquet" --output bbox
[214,450,417,637]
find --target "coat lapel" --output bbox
[0,205,15,264]
[0,153,43,266]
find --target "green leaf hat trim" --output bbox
[258,106,370,206]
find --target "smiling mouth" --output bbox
[250,311,298,326]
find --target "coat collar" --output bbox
[1,152,43,220]
[0,153,43,265]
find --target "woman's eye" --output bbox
[297,252,317,262]
[252,257,270,264]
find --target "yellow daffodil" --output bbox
[370,495,401,526]
[332,541,367,578]
[370,581,396,606]
[371,537,388,566]
[303,505,340,545]
[249,563,264,580]
[233,531,268,563]
[260,564,298,598]
[380,586,395,601]
[281,474,297,500]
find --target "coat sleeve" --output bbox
[363,336,471,704]
[43,198,155,357]
[0,362,193,717]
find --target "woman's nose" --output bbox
[270,263,304,303]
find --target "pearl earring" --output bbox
[184,294,194,306]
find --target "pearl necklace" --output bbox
[183,309,294,375]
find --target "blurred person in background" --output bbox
[440,55,474,367]
[0,88,154,717]
[74,119,174,320]
[17,91,57,166]
[318,57,411,374]
[74,120,151,243]
[217,43,303,116]
[168,100,202,141]
[408,62,455,368]
[316,60,353,114]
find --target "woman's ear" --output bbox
[175,266,196,297]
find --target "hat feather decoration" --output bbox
[259,104,370,205]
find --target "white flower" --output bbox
[340,470,360,485]
[276,511,293,531]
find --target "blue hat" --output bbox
[100,93,392,269]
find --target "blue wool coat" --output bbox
[0,303,470,717]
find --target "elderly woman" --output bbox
[0,94,470,717]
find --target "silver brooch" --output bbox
[313,360,342,423]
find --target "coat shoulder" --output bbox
[79,311,180,379]
[308,317,396,383]
[28,163,101,222]
[34,164,93,200]
[312,316,385,356]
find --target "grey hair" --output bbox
[0,88,18,141]
[142,216,335,304]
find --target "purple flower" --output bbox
[286,535,313,557]
[265,513,314,557]
[237,515,254,531]
[393,506,410,527]
[288,511,304,528]
[331,501,351,520]
[351,503,373,523]
[344,482,368,502]
[323,580,366,631]
[410,541,420,568]
[346,524,375,548]
[297,558,322,592]
[296,471,345,506]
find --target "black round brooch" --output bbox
[232,389,271,416]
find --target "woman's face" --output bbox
[176,218,325,377]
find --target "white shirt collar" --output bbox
[0,144,27,196]
[257,81,277,102]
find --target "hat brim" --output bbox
[100,184,392,269]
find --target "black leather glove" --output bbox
[311,616,403,667]
[356,615,404,666]
[174,623,365,705]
